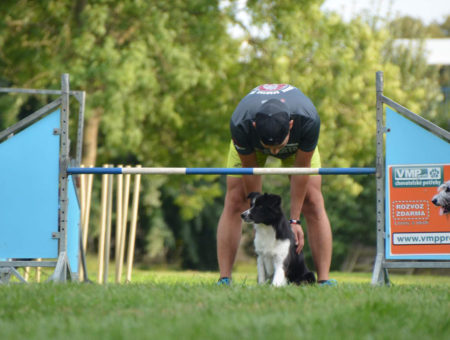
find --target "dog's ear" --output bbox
[263,193,282,207]
[247,192,261,200]
[440,181,450,193]
[270,195,282,208]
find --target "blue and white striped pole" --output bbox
[67,167,376,175]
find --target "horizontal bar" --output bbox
[127,167,186,175]
[68,167,122,174]
[187,168,255,175]
[319,168,376,175]
[67,167,376,175]
[383,261,450,268]
[0,87,83,96]
[0,261,57,268]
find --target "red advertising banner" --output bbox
[388,164,450,257]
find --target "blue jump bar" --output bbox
[67,167,376,175]
[67,167,122,174]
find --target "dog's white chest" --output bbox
[254,224,290,257]
[254,224,290,286]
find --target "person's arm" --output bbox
[290,149,314,253]
[238,152,262,196]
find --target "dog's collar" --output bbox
[289,219,301,225]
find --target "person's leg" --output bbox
[217,141,267,280]
[301,175,332,281]
[217,176,248,279]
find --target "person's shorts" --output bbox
[226,140,321,177]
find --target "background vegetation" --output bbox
[0,0,448,271]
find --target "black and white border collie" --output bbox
[241,192,316,286]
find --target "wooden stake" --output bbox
[126,166,141,283]
[36,258,42,282]
[114,166,123,283]
[103,168,114,284]
[97,165,109,283]
[117,166,131,283]
[82,167,94,251]
[79,165,86,280]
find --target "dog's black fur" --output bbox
[242,192,316,285]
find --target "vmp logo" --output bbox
[392,165,443,187]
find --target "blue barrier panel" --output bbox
[385,106,450,260]
[0,111,60,258]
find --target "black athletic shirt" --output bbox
[230,84,320,159]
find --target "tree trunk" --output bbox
[82,107,103,166]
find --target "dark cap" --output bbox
[254,99,291,145]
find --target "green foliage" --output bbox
[0,0,238,162]
[159,181,223,270]
[386,14,449,128]
[389,15,450,38]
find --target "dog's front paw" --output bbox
[272,275,287,287]
[272,280,287,287]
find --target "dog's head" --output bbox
[432,180,450,215]
[241,192,282,224]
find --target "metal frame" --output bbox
[0,82,86,164]
[0,98,62,141]
[371,71,450,286]
[0,74,86,283]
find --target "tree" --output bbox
[0,0,239,166]
[0,0,239,267]
[384,15,448,128]
[389,15,450,38]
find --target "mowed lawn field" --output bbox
[1,263,449,340]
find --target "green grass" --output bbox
[1,265,449,340]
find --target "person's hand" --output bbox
[290,223,304,254]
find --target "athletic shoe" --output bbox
[217,277,231,286]
[318,279,338,287]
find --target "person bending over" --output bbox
[216,84,336,286]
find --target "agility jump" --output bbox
[1,72,449,285]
